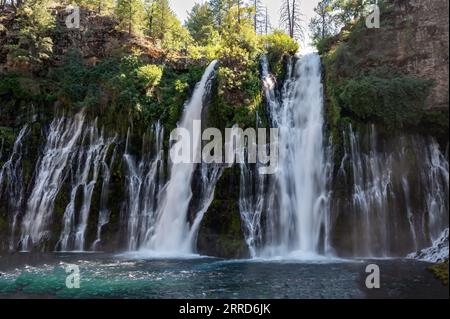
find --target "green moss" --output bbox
[429,261,449,286]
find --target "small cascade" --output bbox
[20,113,85,251]
[0,125,29,251]
[333,124,449,256]
[186,162,223,250]
[238,113,267,258]
[57,123,115,251]
[91,145,117,251]
[144,60,218,254]
[124,123,165,251]
[239,161,265,258]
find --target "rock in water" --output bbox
[408,228,449,263]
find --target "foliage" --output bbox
[136,64,163,93]
[68,0,115,14]
[115,0,146,35]
[185,2,217,46]
[337,72,433,129]
[187,43,221,61]
[333,0,367,26]
[6,0,55,72]
[429,261,449,286]
[145,0,192,51]
[310,0,341,47]
[263,30,299,79]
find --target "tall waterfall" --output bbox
[142,60,219,254]
[243,53,330,258]
[20,114,85,251]
[0,125,29,251]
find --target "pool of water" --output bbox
[0,253,447,299]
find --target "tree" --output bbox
[209,0,239,30]
[309,0,339,43]
[144,0,192,50]
[185,2,216,45]
[67,1,115,14]
[209,0,224,28]
[264,7,272,35]
[333,0,367,25]
[280,0,304,40]
[252,0,266,34]
[115,0,146,35]
[6,0,55,70]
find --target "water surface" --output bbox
[0,253,447,299]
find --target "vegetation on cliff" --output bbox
[310,0,449,169]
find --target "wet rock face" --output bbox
[197,166,249,259]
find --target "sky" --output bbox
[170,0,321,52]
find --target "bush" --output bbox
[136,64,163,92]
[263,30,299,79]
[337,73,433,129]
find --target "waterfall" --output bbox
[92,144,117,251]
[20,113,85,251]
[124,123,165,251]
[143,60,218,255]
[241,53,330,258]
[56,123,115,251]
[239,161,265,258]
[334,124,449,256]
[0,125,29,251]
[186,162,223,250]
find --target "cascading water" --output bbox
[92,145,117,251]
[239,160,266,258]
[0,125,29,251]
[186,162,223,250]
[331,124,449,256]
[124,123,165,251]
[20,113,85,251]
[252,53,330,258]
[57,123,115,251]
[238,115,267,258]
[142,60,219,255]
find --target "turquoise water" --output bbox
[0,253,447,299]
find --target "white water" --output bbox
[408,228,449,263]
[142,60,219,255]
[20,114,85,251]
[57,123,115,251]
[92,144,117,251]
[0,125,29,251]
[338,124,449,256]
[247,53,330,258]
[124,123,165,251]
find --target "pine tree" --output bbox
[115,0,146,35]
[7,0,55,68]
[309,0,339,42]
[186,2,216,45]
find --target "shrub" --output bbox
[337,73,433,129]
[136,64,163,92]
[263,30,299,79]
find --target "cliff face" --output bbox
[333,0,449,110]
